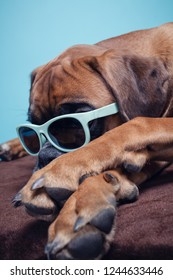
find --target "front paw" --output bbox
[12,145,139,222]
[12,148,100,220]
[12,184,59,222]
[45,171,120,259]
[12,154,80,221]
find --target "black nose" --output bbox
[33,142,65,171]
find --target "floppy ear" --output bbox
[86,50,169,120]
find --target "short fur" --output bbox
[4,23,173,259]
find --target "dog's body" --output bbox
[4,23,173,259]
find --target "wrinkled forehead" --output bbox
[30,44,111,104]
[31,44,105,83]
[28,45,113,123]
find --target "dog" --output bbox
[3,22,173,259]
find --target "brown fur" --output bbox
[10,23,173,259]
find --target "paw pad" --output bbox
[68,231,104,259]
[90,207,115,233]
[46,187,73,201]
[24,203,54,215]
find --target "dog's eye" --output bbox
[63,119,79,128]
[59,103,94,115]
[52,118,80,129]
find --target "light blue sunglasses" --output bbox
[16,103,119,155]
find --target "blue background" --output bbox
[0,0,173,143]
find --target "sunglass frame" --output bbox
[16,102,119,155]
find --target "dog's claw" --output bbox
[31,176,74,201]
[74,207,116,234]
[46,228,105,260]
[12,192,22,208]
[74,216,86,232]
[45,244,55,260]
[45,242,72,260]
[45,239,66,259]
[31,176,45,190]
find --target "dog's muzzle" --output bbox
[33,142,65,172]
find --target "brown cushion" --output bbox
[0,156,173,259]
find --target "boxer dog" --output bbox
[3,23,173,259]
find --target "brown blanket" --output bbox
[0,156,173,260]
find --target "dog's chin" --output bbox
[33,142,65,172]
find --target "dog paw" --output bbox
[12,150,95,219]
[114,169,139,204]
[12,168,61,222]
[45,171,120,259]
[0,138,27,161]
[13,153,83,215]
[45,170,139,260]
[13,143,139,222]
[12,187,59,222]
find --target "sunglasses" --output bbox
[16,103,119,155]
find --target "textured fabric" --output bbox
[0,156,173,260]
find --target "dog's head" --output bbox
[28,44,169,169]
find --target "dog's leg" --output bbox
[44,160,169,259]
[0,138,27,161]
[14,117,173,216]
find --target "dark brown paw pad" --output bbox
[123,162,142,173]
[24,203,55,216]
[118,185,139,204]
[46,187,74,202]
[90,207,115,233]
[68,231,104,259]
[45,231,104,260]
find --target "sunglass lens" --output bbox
[48,118,85,149]
[19,127,40,154]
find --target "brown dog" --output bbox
[9,22,173,259]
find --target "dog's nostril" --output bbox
[38,149,61,165]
